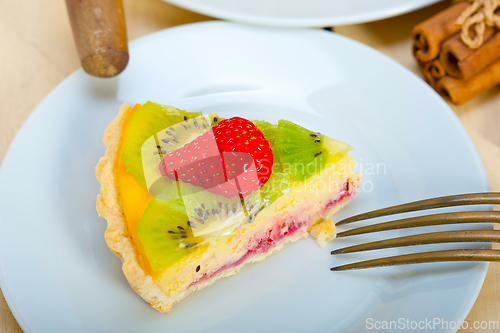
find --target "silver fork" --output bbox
[330,192,500,271]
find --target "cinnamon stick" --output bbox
[440,28,500,80]
[423,59,447,88]
[436,57,500,105]
[412,2,469,62]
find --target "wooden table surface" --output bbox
[1,0,499,332]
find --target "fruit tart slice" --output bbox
[96,102,361,312]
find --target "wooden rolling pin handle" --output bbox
[66,0,129,78]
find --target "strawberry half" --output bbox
[159,117,273,198]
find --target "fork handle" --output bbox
[66,0,129,77]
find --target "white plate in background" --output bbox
[164,0,441,27]
[0,21,489,333]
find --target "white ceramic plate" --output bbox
[0,21,490,333]
[164,0,441,27]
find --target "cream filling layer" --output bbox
[189,183,354,290]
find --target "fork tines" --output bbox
[331,192,500,271]
[336,192,500,226]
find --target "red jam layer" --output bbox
[321,182,350,216]
[188,180,355,289]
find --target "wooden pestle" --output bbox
[66,0,129,77]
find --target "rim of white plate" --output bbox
[163,0,441,27]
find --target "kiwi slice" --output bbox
[138,186,263,271]
[137,198,205,272]
[180,182,262,238]
[253,120,276,145]
[253,120,294,206]
[259,171,293,207]
[145,114,220,193]
[275,120,353,182]
[253,120,280,168]
[122,102,218,188]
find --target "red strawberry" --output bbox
[159,117,273,198]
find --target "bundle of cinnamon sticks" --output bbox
[413,1,500,105]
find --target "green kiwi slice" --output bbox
[143,113,219,194]
[137,198,205,272]
[275,120,353,182]
[122,102,218,188]
[253,120,292,206]
[253,120,281,168]
[253,120,277,145]
[259,171,293,207]
[180,182,262,237]
[138,186,263,271]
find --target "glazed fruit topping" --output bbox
[159,117,273,198]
